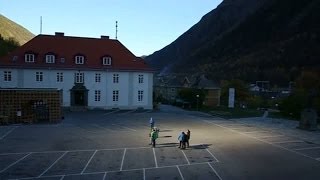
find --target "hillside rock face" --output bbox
[0,14,34,45]
[146,0,320,85]
[145,0,267,73]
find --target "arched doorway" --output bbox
[70,83,88,107]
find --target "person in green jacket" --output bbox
[150,128,159,148]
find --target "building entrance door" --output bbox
[74,91,85,106]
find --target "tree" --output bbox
[220,79,250,107]
[0,36,19,56]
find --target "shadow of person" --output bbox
[189,144,212,149]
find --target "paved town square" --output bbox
[0,105,320,180]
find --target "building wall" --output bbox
[0,68,153,109]
[204,89,221,106]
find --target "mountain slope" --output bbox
[0,14,34,45]
[145,0,267,73]
[184,0,320,85]
[146,0,320,85]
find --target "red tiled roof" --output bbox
[0,34,153,72]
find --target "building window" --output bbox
[4,71,12,81]
[138,74,144,83]
[113,90,119,102]
[95,73,101,83]
[56,72,63,82]
[113,74,119,83]
[75,72,84,83]
[75,56,84,64]
[138,90,143,102]
[25,54,35,62]
[46,55,55,63]
[103,57,112,65]
[95,90,101,101]
[36,72,43,82]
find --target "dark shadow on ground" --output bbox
[156,142,179,147]
[159,135,172,138]
[189,144,212,149]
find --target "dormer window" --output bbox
[75,56,84,64]
[46,55,55,63]
[25,54,35,62]
[102,57,112,65]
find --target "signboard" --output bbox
[228,88,235,108]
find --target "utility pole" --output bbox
[40,16,42,34]
[115,21,118,40]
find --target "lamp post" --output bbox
[196,94,199,111]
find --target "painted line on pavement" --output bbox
[120,148,126,171]
[14,161,220,180]
[81,150,97,174]
[153,147,158,168]
[143,168,146,180]
[102,172,107,180]
[273,140,304,144]
[316,158,320,161]
[208,162,223,180]
[243,130,270,134]
[0,147,149,156]
[203,120,320,162]
[121,110,137,114]
[181,150,190,165]
[112,123,137,131]
[0,126,19,140]
[202,144,219,162]
[59,175,65,180]
[294,146,320,151]
[0,152,31,173]
[103,109,120,115]
[38,151,68,177]
[176,165,185,180]
[92,124,115,131]
[259,135,285,138]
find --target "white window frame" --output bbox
[95,73,101,83]
[138,74,144,83]
[25,54,35,62]
[56,72,63,82]
[113,74,119,83]
[75,72,84,83]
[95,90,101,101]
[138,90,143,102]
[4,71,12,81]
[36,72,43,82]
[103,57,112,65]
[46,55,55,63]
[75,56,84,64]
[113,90,119,102]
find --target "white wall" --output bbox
[0,68,153,109]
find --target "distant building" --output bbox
[154,74,220,107]
[0,33,154,110]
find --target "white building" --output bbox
[0,33,154,110]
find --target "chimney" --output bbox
[55,32,64,36]
[101,35,109,39]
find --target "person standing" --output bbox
[186,129,191,148]
[178,132,186,149]
[149,117,154,129]
[150,128,158,148]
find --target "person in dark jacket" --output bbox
[178,132,186,149]
[186,129,191,148]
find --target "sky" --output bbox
[0,0,222,56]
